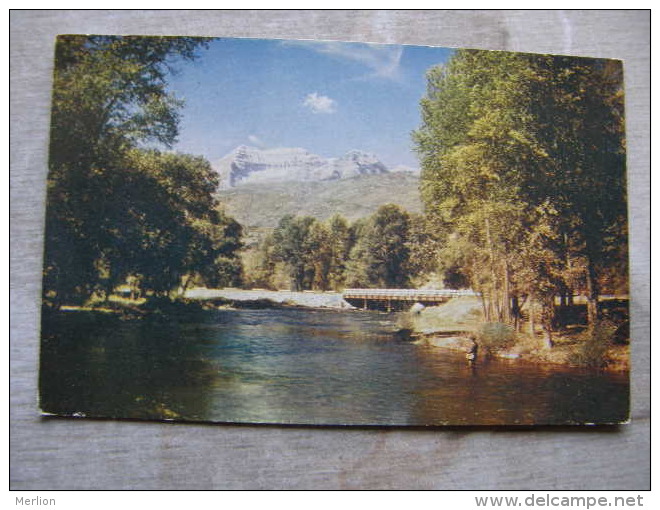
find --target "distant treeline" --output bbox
[243,205,439,292]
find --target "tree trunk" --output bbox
[540,295,554,348]
[585,259,600,328]
[484,216,502,322]
[104,278,113,303]
[479,292,490,322]
[541,323,553,349]
[179,274,193,296]
[503,260,511,323]
[511,295,521,332]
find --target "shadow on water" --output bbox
[39,308,629,426]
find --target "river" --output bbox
[39,308,629,426]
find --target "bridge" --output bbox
[342,288,480,311]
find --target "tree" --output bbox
[346,205,412,288]
[524,55,627,325]
[326,214,353,290]
[271,215,318,291]
[43,35,245,305]
[49,35,208,168]
[247,213,355,292]
[406,213,443,286]
[307,221,333,290]
[413,50,536,321]
[244,233,279,290]
[413,49,627,331]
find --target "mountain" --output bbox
[213,146,396,188]
[216,172,422,232]
[213,145,423,239]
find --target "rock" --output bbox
[394,328,415,341]
[410,302,425,314]
[424,335,473,351]
[497,352,521,359]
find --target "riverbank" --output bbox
[55,288,629,372]
[40,302,629,426]
[406,297,629,372]
[51,288,353,318]
[184,287,352,309]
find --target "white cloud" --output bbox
[302,92,337,114]
[283,40,403,81]
[247,134,267,148]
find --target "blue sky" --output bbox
[168,38,452,168]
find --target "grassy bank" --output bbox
[406,297,629,372]
[48,288,351,322]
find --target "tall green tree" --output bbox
[43,35,244,305]
[524,55,627,324]
[326,214,353,290]
[346,204,412,288]
[307,221,333,291]
[271,215,318,291]
[406,213,443,286]
[247,214,353,292]
[413,49,626,331]
[243,233,279,290]
[414,50,536,321]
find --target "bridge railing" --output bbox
[342,288,480,299]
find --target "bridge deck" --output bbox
[343,288,479,302]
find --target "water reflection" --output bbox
[40,308,628,426]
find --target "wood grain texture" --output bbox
[10,10,650,490]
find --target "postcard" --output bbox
[40,35,629,426]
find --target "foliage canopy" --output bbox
[44,35,242,305]
[413,49,627,334]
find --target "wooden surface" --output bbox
[10,10,650,490]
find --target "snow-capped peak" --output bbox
[213,146,391,188]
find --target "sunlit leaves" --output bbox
[43,35,243,304]
[413,49,627,327]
